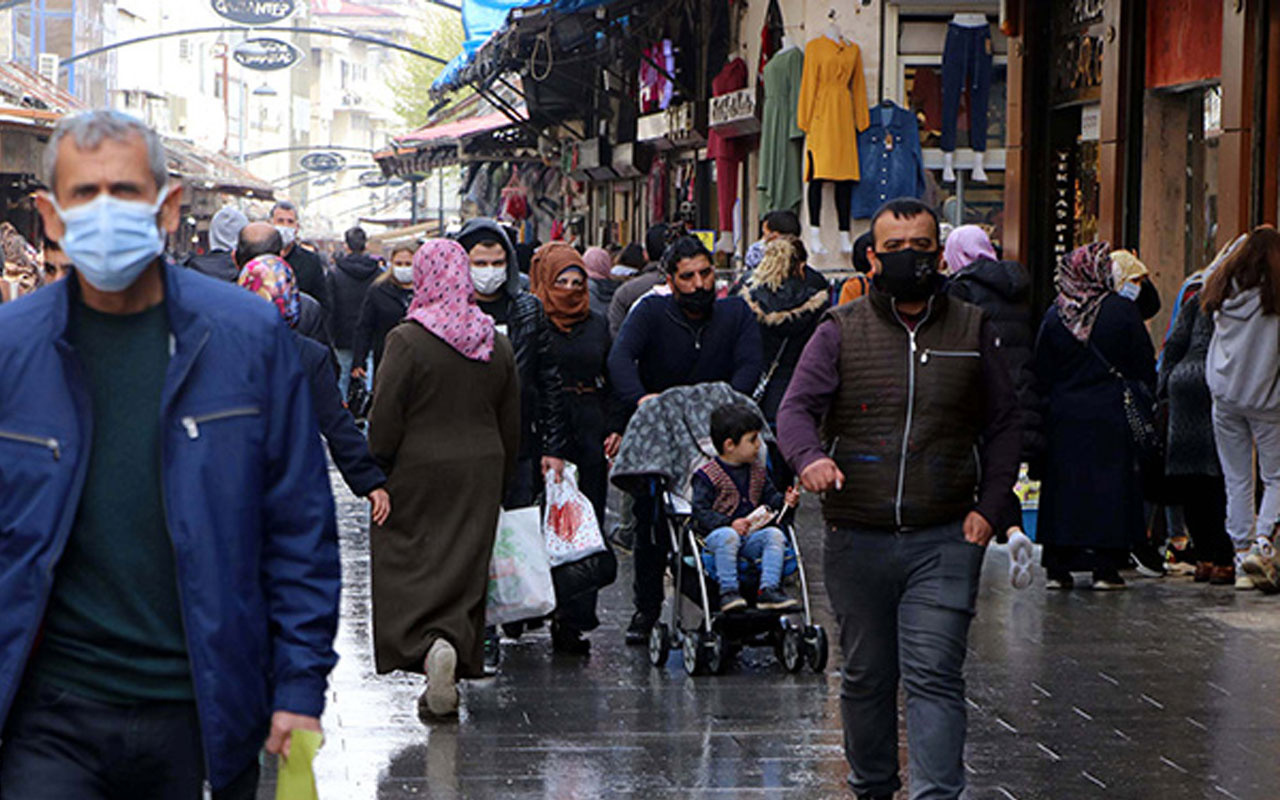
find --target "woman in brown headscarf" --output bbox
[529,241,619,655]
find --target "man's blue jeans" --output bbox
[706,526,787,593]
[824,520,984,800]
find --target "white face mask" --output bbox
[392,265,413,284]
[470,266,507,296]
[275,225,297,248]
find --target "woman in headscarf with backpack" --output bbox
[1032,242,1156,591]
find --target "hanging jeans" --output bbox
[940,22,993,153]
[807,179,854,231]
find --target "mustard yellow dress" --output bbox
[797,36,870,182]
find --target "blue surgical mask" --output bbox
[50,186,172,292]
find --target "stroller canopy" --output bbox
[610,382,770,498]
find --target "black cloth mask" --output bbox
[872,249,944,302]
[676,286,716,317]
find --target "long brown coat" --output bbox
[368,321,520,679]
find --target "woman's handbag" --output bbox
[486,506,556,626]
[543,463,607,567]
[1087,342,1163,460]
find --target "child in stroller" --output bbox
[692,404,801,613]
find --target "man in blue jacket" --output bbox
[608,234,762,644]
[0,110,339,799]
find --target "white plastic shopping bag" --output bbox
[486,506,556,625]
[543,463,607,567]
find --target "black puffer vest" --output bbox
[822,289,986,529]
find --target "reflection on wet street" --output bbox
[262,469,1280,799]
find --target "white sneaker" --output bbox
[421,638,459,718]
[1008,529,1033,590]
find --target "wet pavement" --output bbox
[259,469,1280,799]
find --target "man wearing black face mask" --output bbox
[608,235,762,644]
[777,198,1020,800]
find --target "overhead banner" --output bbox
[301,152,346,172]
[211,0,296,25]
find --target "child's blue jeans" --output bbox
[705,526,787,594]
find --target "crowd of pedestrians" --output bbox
[4,108,1280,800]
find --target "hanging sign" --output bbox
[300,152,346,172]
[211,0,297,25]
[233,38,303,71]
[358,170,388,188]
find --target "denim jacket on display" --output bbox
[851,101,928,220]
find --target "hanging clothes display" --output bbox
[851,101,927,220]
[648,158,668,222]
[758,0,784,74]
[708,57,748,233]
[797,35,870,181]
[639,40,675,113]
[757,46,805,216]
[940,17,993,153]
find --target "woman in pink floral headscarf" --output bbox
[366,239,520,721]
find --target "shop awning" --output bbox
[398,110,522,144]
[163,138,274,198]
[0,61,82,118]
[430,0,629,96]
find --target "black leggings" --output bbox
[1175,475,1233,567]
[808,179,854,231]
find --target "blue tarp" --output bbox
[432,0,623,92]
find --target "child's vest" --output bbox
[698,460,768,518]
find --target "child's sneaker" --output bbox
[1008,529,1033,590]
[1241,538,1280,594]
[757,586,800,611]
[720,591,747,613]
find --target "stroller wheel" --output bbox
[683,630,709,676]
[706,631,728,675]
[781,626,804,673]
[804,625,829,674]
[648,622,671,668]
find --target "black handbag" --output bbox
[346,377,373,420]
[1087,342,1163,460]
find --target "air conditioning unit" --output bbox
[36,53,58,84]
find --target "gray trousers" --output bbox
[824,521,984,800]
[1211,401,1280,552]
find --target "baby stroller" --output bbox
[611,383,829,676]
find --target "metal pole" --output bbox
[239,78,246,164]
[438,168,444,233]
[410,177,419,225]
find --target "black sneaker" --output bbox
[483,628,501,675]
[1091,571,1127,590]
[551,622,591,655]
[1131,544,1166,578]
[625,611,657,646]
[757,586,800,611]
[720,591,747,613]
[1046,571,1074,590]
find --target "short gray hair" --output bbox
[42,110,168,193]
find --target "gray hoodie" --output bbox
[1207,286,1280,413]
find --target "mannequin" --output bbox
[798,17,868,256]
[940,13,993,183]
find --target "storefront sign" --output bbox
[358,170,388,188]
[233,38,303,71]
[709,88,759,137]
[1080,104,1101,142]
[636,102,706,151]
[1052,147,1075,259]
[211,0,296,25]
[300,151,346,172]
